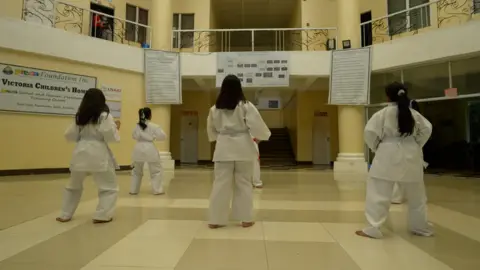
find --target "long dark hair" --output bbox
[410,100,420,111]
[75,88,108,126]
[386,82,414,136]
[138,107,152,130]
[215,75,246,110]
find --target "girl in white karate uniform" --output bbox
[357,82,433,239]
[57,88,120,224]
[130,107,166,195]
[391,100,429,204]
[207,75,271,229]
[252,137,263,188]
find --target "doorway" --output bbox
[312,111,331,165]
[181,111,199,164]
[360,11,373,47]
[90,3,114,41]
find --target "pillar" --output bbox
[333,0,368,184]
[150,0,175,178]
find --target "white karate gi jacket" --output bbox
[131,121,166,163]
[65,112,120,172]
[207,101,271,162]
[365,104,432,183]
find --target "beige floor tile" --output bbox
[87,235,192,268]
[427,204,480,242]
[195,222,264,240]
[174,239,268,270]
[265,241,361,270]
[263,222,335,242]
[126,220,203,238]
[322,223,453,270]
[82,266,173,270]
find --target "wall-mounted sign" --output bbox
[444,88,458,97]
[0,63,96,116]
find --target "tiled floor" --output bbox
[1,169,480,270]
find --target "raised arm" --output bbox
[245,102,271,141]
[207,108,218,142]
[64,120,79,142]
[364,111,383,153]
[414,112,432,148]
[99,113,120,143]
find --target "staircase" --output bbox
[258,128,296,166]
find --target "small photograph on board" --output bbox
[278,74,285,79]
[281,60,288,64]
[263,72,273,78]
[217,69,224,73]
[237,64,244,68]
[252,64,258,68]
[237,73,244,77]
[267,67,273,71]
[245,64,251,68]
[274,60,280,64]
[274,67,280,71]
[281,67,288,71]
[267,60,274,64]
[255,73,262,77]
[246,78,253,83]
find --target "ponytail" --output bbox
[138,108,147,130]
[385,82,415,136]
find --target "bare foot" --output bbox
[208,224,226,229]
[355,230,375,238]
[129,192,138,195]
[391,201,403,205]
[93,218,113,224]
[56,217,71,223]
[242,222,255,228]
[254,185,263,189]
[153,192,165,195]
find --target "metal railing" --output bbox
[22,0,152,48]
[171,28,337,52]
[360,0,479,45]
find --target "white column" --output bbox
[333,0,368,187]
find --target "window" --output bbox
[173,14,195,48]
[126,4,149,44]
[387,0,430,36]
[475,0,480,14]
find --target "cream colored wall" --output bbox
[0,0,23,18]
[173,0,211,29]
[0,48,151,170]
[302,0,337,27]
[170,90,213,161]
[295,91,339,162]
[259,111,284,128]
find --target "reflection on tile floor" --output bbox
[0,169,480,269]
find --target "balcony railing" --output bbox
[171,28,337,52]
[361,0,479,45]
[22,0,152,48]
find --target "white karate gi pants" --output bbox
[252,158,262,187]
[391,183,404,203]
[209,161,254,225]
[130,161,163,194]
[363,178,433,238]
[60,167,118,221]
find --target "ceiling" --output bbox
[212,0,298,28]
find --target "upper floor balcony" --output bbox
[12,0,480,53]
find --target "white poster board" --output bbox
[216,52,290,88]
[328,48,372,105]
[0,63,96,116]
[144,50,182,104]
[101,84,122,118]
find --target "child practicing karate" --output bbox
[357,82,433,239]
[252,137,263,188]
[57,88,120,224]
[207,75,271,229]
[391,99,428,204]
[130,107,167,195]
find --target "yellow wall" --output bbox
[259,111,284,128]
[0,0,23,18]
[0,48,151,170]
[170,90,213,161]
[296,91,339,162]
[283,94,298,156]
